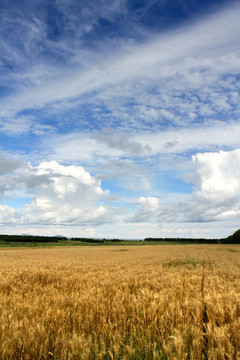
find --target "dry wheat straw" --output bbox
[0,245,240,359]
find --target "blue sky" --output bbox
[0,0,240,239]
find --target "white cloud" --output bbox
[91,131,151,155]
[41,131,152,165]
[0,2,240,239]
[124,148,240,226]
[0,176,15,197]
[134,121,240,155]
[125,196,159,223]
[0,155,26,197]
[1,150,240,237]
[40,121,240,169]
[0,156,24,175]
[21,203,117,226]
[138,196,159,210]
[0,159,123,227]
[0,1,240,130]
[0,116,32,135]
[157,148,240,223]
[192,149,240,200]
[0,205,15,224]
[18,161,114,225]
[28,161,107,202]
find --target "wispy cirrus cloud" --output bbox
[40,120,240,168]
[0,1,239,134]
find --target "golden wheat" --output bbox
[0,244,240,359]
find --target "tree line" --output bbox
[144,229,240,244]
[0,229,240,244]
[0,235,122,243]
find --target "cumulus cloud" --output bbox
[22,203,118,226]
[186,149,240,222]
[0,1,240,238]
[125,196,159,223]
[0,205,15,224]
[0,156,24,175]
[157,148,240,223]
[0,176,15,198]
[18,161,114,225]
[192,149,240,200]
[0,159,123,226]
[0,155,25,197]
[126,148,240,225]
[26,161,108,202]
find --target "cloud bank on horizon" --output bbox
[0,0,240,239]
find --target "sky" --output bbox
[0,0,240,239]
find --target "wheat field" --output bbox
[0,244,240,359]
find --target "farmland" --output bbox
[0,245,240,359]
